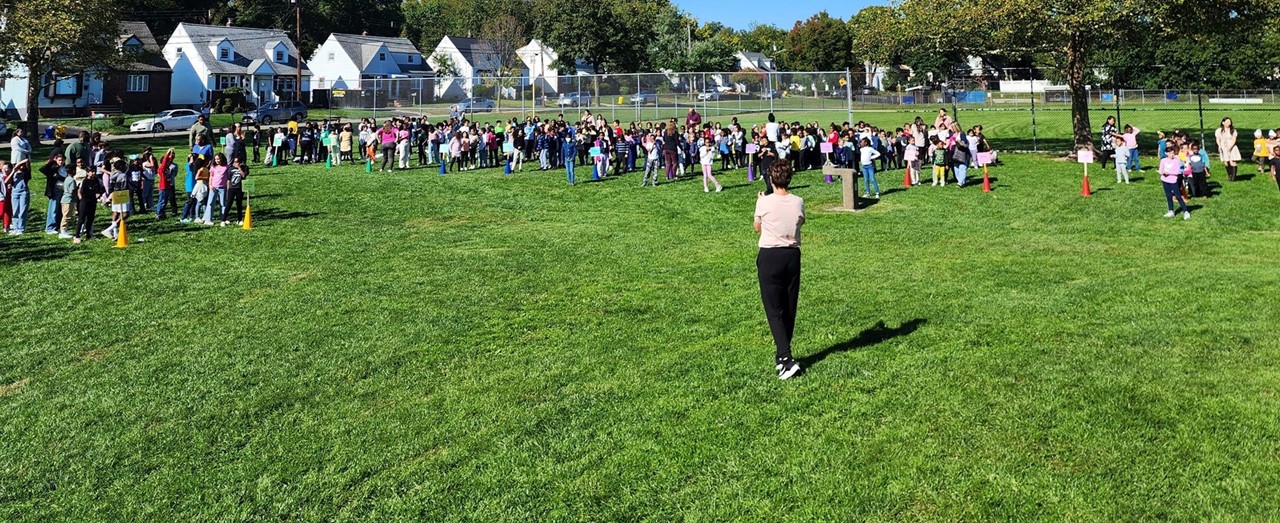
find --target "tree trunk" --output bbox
[25,74,41,144]
[1066,31,1091,150]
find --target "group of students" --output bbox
[1,129,250,241]
[1095,116,1280,220]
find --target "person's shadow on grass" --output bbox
[799,318,927,370]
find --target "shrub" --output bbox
[109,115,125,127]
[618,86,632,96]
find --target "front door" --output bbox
[257,79,273,104]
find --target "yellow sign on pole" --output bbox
[110,191,130,205]
[332,90,346,98]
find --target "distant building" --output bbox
[0,21,172,119]
[427,36,529,99]
[517,39,595,95]
[162,23,311,107]
[308,33,433,91]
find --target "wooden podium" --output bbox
[822,164,858,211]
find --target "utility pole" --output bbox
[294,0,303,102]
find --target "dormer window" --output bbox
[328,52,335,62]
[275,51,285,62]
[214,38,235,62]
[268,42,289,64]
[219,48,229,60]
[379,52,386,62]
[408,55,414,63]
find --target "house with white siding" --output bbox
[162,23,311,107]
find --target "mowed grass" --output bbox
[3,148,1280,520]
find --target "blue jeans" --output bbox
[1129,149,1141,171]
[861,164,879,194]
[204,187,227,222]
[1163,181,1187,212]
[45,189,63,232]
[566,158,575,185]
[955,164,968,186]
[141,179,154,210]
[11,184,30,232]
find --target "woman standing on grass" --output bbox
[1215,118,1241,181]
[1100,116,1118,169]
[755,162,804,380]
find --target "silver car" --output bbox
[557,92,592,107]
[629,92,657,105]
[456,97,496,113]
[696,89,721,101]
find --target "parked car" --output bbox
[696,89,722,101]
[242,100,308,125]
[759,90,782,99]
[455,97,496,113]
[629,92,657,105]
[557,92,592,107]
[130,109,201,133]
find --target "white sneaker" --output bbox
[58,232,73,239]
[45,230,58,235]
[1183,211,1191,220]
[1163,211,1175,218]
[874,193,880,199]
[704,187,710,193]
[779,361,801,380]
[861,193,870,198]
[715,186,723,193]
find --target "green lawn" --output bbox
[3,145,1280,520]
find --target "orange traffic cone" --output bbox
[114,219,129,248]
[902,166,912,187]
[242,205,253,230]
[1081,173,1092,197]
[982,166,992,192]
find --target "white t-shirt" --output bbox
[765,122,780,143]
[700,145,715,166]
[755,193,805,249]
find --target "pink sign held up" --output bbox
[820,143,834,154]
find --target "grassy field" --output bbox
[3,140,1280,520]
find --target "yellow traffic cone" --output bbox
[114,219,129,248]
[242,205,253,230]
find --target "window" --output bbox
[317,77,326,88]
[379,52,386,62]
[127,75,149,92]
[218,75,239,90]
[273,77,296,93]
[53,75,79,96]
[275,51,285,63]
[219,48,229,60]
[175,47,184,58]
[408,55,414,63]
[327,52,335,62]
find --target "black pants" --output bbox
[757,247,801,362]
[75,201,96,239]
[1191,171,1209,197]
[228,187,245,219]
[1099,148,1115,169]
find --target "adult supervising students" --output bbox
[755,162,805,380]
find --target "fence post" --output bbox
[845,68,853,126]
[372,78,378,121]
[1112,81,1120,128]
[1197,90,1205,146]
[1030,77,1038,152]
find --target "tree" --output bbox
[687,35,736,72]
[429,52,460,78]
[479,13,527,110]
[0,0,126,136]
[785,12,851,72]
[890,0,1277,148]
[731,68,767,93]
[530,0,617,73]
[848,6,902,85]
[738,23,787,67]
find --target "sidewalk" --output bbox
[1,126,190,149]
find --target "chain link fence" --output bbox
[309,70,855,124]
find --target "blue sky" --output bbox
[673,0,874,30]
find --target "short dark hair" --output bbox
[768,161,793,190]
[112,159,127,171]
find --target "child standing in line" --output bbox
[904,141,920,186]
[58,161,79,239]
[182,157,205,223]
[73,165,103,243]
[1187,141,1211,198]
[1158,145,1190,220]
[1269,145,1280,191]
[1253,129,1268,173]
[859,138,882,198]
[1116,125,1141,171]
[101,159,130,240]
[1114,140,1130,184]
[699,139,723,193]
[929,137,947,186]
[641,135,660,187]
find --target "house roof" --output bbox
[177,23,310,76]
[328,33,432,75]
[443,36,497,66]
[117,21,170,72]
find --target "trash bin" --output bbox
[44,126,55,140]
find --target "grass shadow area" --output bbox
[799,319,928,369]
